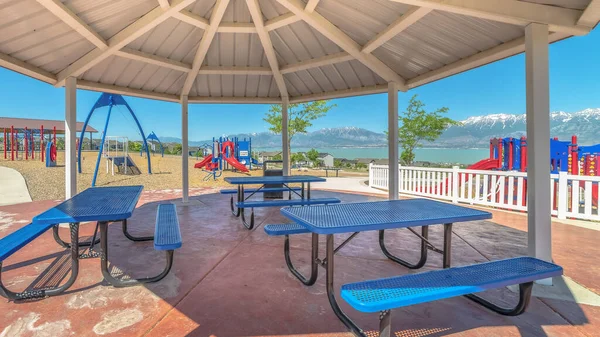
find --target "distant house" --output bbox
[355,158,389,165]
[292,152,310,167]
[188,146,200,157]
[356,158,377,165]
[258,151,281,162]
[340,158,358,167]
[318,153,334,168]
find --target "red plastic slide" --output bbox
[467,158,499,170]
[223,156,249,173]
[593,185,599,207]
[194,154,213,169]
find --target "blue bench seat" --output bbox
[220,187,302,195]
[154,204,182,251]
[341,257,562,313]
[236,197,340,209]
[264,223,310,236]
[0,223,55,262]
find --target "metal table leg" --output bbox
[53,224,100,248]
[230,185,241,217]
[122,219,153,242]
[326,234,389,337]
[442,223,452,269]
[325,234,365,336]
[0,223,81,300]
[284,233,319,285]
[99,221,173,287]
[465,282,534,316]
[379,227,429,269]
[444,223,533,315]
[238,185,255,230]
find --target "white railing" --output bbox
[369,164,600,222]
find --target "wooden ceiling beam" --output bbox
[181,0,231,96]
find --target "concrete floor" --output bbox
[0,188,598,337]
[0,166,32,206]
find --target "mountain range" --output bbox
[436,108,600,148]
[161,126,388,148]
[160,108,600,149]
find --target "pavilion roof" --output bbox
[0,117,98,134]
[0,0,598,104]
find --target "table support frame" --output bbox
[53,224,100,248]
[99,221,173,287]
[325,234,372,337]
[379,223,454,269]
[122,219,154,242]
[284,233,319,285]
[235,183,312,230]
[465,282,533,316]
[0,223,81,301]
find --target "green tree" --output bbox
[264,101,335,171]
[397,95,458,165]
[172,143,183,155]
[272,153,282,161]
[56,137,65,150]
[129,141,142,152]
[291,152,305,165]
[334,159,343,168]
[356,162,367,170]
[306,148,320,167]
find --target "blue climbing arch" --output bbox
[77,93,151,185]
[142,131,164,157]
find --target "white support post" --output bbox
[452,166,459,203]
[525,23,552,265]
[65,77,77,199]
[282,97,290,176]
[181,95,189,203]
[388,82,399,200]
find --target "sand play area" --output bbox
[0,151,367,201]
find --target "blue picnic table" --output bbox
[223,175,340,229]
[278,199,494,336]
[0,186,182,300]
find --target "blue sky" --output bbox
[0,28,598,141]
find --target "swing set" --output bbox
[77,93,152,186]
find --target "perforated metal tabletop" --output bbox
[224,175,325,185]
[33,186,143,224]
[281,199,492,234]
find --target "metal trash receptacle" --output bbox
[263,160,283,199]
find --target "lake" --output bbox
[254,147,489,165]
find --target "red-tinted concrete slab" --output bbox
[0,188,596,336]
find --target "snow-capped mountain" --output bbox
[436,108,600,148]
[165,127,388,148]
[161,108,600,149]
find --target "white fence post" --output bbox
[398,165,402,194]
[452,166,459,204]
[368,164,598,222]
[557,172,568,220]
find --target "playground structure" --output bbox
[141,131,164,157]
[194,137,260,180]
[3,125,57,164]
[78,93,151,187]
[466,135,600,208]
[103,136,142,176]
